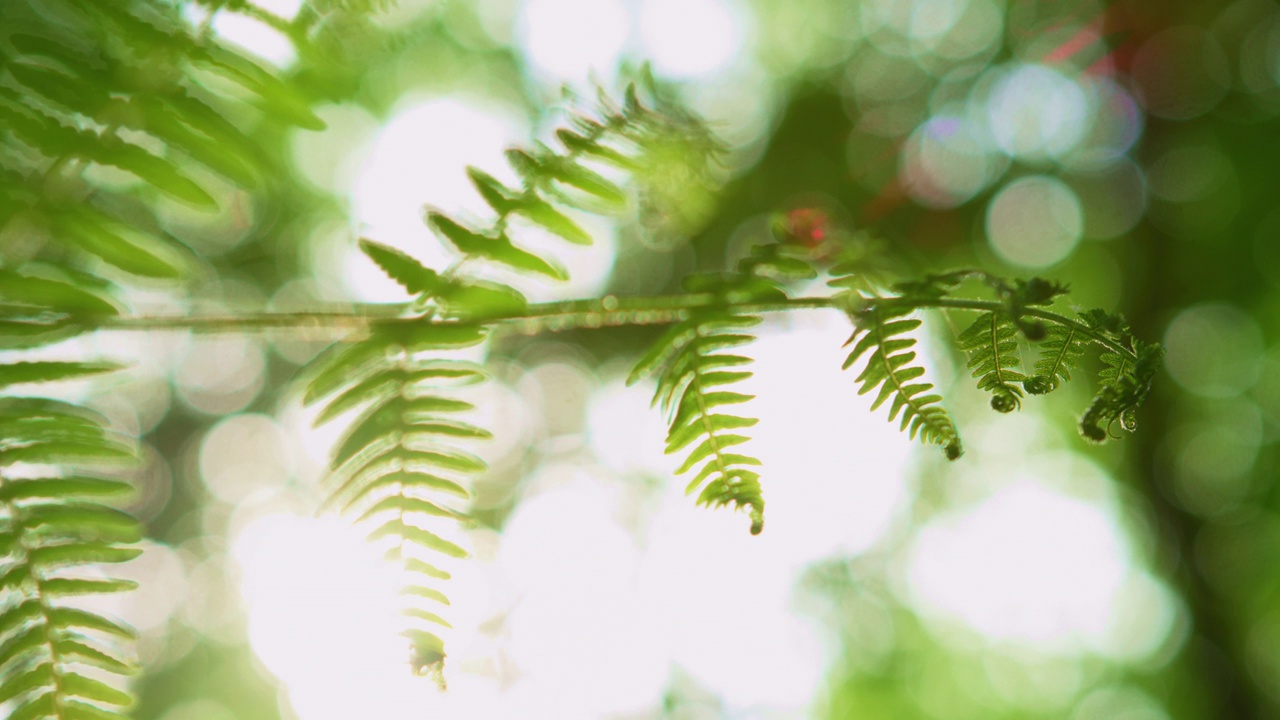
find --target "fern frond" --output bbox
[1079,339,1161,443]
[843,307,962,460]
[956,311,1026,413]
[304,322,490,678]
[1024,323,1089,395]
[0,394,140,720]
[628,309,764,534]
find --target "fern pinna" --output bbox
[306,85,719,675]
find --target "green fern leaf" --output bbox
[632,309,766,534]
[427,213,567,280]
[305,321,492,676]
[844,307,961,459]
[514,198,593,245]
[51,205,187,279]
[0,362,122,389]
[0,390,140,715]
[1025,323,1089,395]
[956,311,1026,413]
[0,270,119,318]
[1080,340,1161,442]
[359,240,442,296]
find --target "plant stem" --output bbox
[90,294,1137,362]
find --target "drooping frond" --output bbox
[629,309,765,535]
[622,242,817,536]
[842,306,962,460]
[956,311,1026,413]
[304,322,489,681]
[0,392,140,720]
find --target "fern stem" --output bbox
[90,296,1137,363]
[690,325,729,481]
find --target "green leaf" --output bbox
[0,600,43,638]
[335,469,470,513]
[40,578,138,596]
[368,519,468,558]
[466,168,514,214]
[0,664,53,705]
[0,438,135,466]
[53,636,134,673]
[356,496,464,524]
[22,504,140,542]
[47,607,134,639]
[0,476,133,502]
[8,692,55,720]
[0,270,118,317]
[402,586,451,606]
[359,240,441,296]
[427,213,567,280]
[52,207,186,279]
[546,160,627,207]
[404,559,452,580]
[61,672,132,706]
[844,307,960,459]
[515,199,592,245]
[28,542,143,567]
[0,623,47,665]
[1027,322,1089,395]
[957,311,1025,413]
[403,608,452,627]
[62,701,132,720]
[0,362,123,389]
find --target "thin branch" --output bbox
[87,294,1137,362]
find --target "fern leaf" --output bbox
[359,240,442,296]
[305,323,490,675]
[956,311,1026,413]
[427,213,568,280]
[514,198,593,246]
[1079,339,1161,442]
[0,363,122,390]
[844,307,961,459]
[0,400,139,718]
[1025,323,1089,395]
[631,310,766,534]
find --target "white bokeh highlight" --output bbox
[519,0,631,81]
[640,0,744,78]
[908,480,1140,654]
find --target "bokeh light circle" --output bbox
[986,175,1083,267]
[1163,303,1264,398]
[985,64,1090,162]
[902,114,1006,208]
[639,0,743,78]
[519,0,630,81]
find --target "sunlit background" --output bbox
[21,0,1280,717]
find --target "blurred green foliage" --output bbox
[1,0,1278,718]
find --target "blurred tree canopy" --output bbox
[1,0,1279,719]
